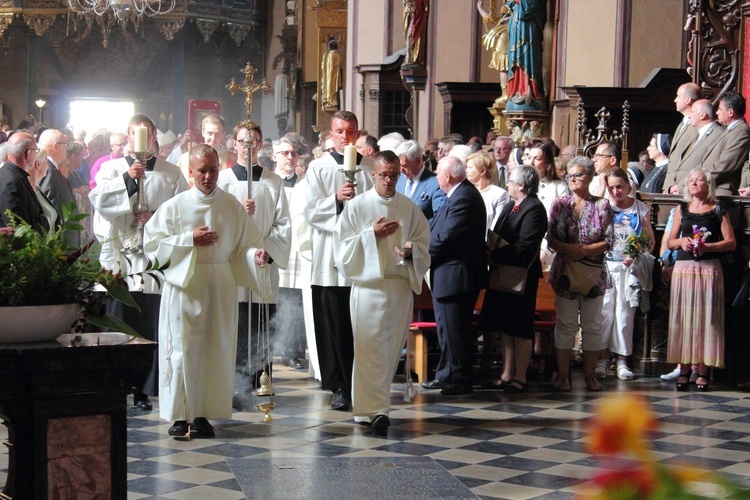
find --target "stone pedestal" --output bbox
[0,335,156,499]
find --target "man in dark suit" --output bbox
[425,155,488,395]
[38,128,79,246]
[0,132,48,232]
[394,140,446,223]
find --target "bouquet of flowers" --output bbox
[692,224,712,259]
[0,209,167,336]
[580,394,748,499]
[623,233,650,259]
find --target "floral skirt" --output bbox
[667,259,724,368]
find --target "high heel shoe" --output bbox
[696,375,709,391]
[675,371,691,391]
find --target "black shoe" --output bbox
[480,379,508,391]
[168,420,189,437]
[440,383,473,396]
[191,417,215,437]
[502,380,529,394]
[331,389,351,411]
[371,414,390,432]
[289,357,304,370]
[420,379,442,390]
[133,392,153,411]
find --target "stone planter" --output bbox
[0,303,80,343]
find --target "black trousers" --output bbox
[433,291,478,385]
[311,285,354,394]
[104,292,160,396]
[236,302,276,390]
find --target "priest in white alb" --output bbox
[144,144,269,439]
[334,150,430,432]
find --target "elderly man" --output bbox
[663,83,701,193]
[176,114,236,185]
[38,129,79,245]
[0,132,48,231]
[492,136,514,188]
[698,91,750,196]
[425,155,487,395]
[89,133,128,190]
[356,134,378,159]
[301,110,374,411]
[218,123,291,402]
[144,144,268,438]
[334,150,430,432]
[394,140,446,223]
[90,114,189,411]
[377,132,405,153]
[668,99,724,194]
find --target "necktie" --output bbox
[498,166,506,189]
[406,178,415,197]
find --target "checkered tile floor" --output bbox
[3,365,750,499]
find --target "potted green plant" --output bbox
[0,209,167,342]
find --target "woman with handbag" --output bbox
[666,168,735,391]
[547,156,614,392]
[479,165,548,393]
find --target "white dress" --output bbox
[143,187,265,422]
[334,189,430,417]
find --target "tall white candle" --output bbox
[133,125,148,153]
[343,144,357,171]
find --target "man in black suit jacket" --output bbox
[426,155,488,395]
[0,132,49,232]
[38,128,79,246]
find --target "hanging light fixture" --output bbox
[66,0,176,23]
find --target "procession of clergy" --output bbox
[5,81,750,439]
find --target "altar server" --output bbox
[334,150,430,432]
[144,144,268,438]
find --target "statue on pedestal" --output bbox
[403,0,429,66]
[477,0,511,104]
[505,0,547,110]
[320,36,342,110]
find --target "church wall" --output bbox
[628,0,684,86]
[259,0,286,140]
[562,0,618,87]
[0,33,30,128]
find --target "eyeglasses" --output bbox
[276,150,299,157]
[565,173,588,181]
[56,142,69,148]
[112,143,128,148]
[592,153,614,160]
[376,172,400,181]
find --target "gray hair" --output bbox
[272,136,299,152]
[394,140,422,161]
[683,167,716,204]
[438,155,465,179]
[377,132,405,152]
[448,145,472,163]
[511,165,540,196]
[567,156,595,176]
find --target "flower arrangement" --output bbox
[692,224,711,259]
[623,233,650,259]
[580,394,748,499]
[0,210,166,337]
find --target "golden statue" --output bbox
[477,0,511,104]
[403,0,428,66]
[320,36,342,110]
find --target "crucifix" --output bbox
[225,62,273,196]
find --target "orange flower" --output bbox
[586,394,658,459]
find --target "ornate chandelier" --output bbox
[66,0,176,22]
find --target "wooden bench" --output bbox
[407,280,556,383]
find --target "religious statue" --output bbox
[403,0,428,66]
[505,0,547,109]
[320,36,342,110]
[476,0,511,104]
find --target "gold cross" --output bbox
[225,62,272,128]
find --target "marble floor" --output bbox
[3,363,750,499]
